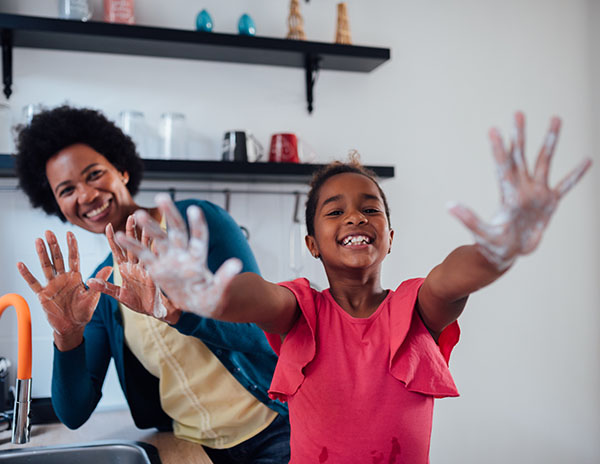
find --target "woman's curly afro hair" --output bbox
[15,105,144,222]
[305,153,391,237]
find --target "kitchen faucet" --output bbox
[0,293,32,444]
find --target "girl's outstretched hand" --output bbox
[87,216,179,323]
[16,231,112,350]
[449,112,592,271]
[115,194,242,317]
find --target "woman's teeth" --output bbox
[85,202,110,219]
[341,235,372,246]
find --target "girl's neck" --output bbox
[327,273,387,318]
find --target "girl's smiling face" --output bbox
[306,172,393,273]
[46,143,135,234]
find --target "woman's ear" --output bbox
[388,229,394,254]
[305,235,320,259]
[121,171,130,185]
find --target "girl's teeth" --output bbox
[342,235,370,246]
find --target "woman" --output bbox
[14,105,290,464]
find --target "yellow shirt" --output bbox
[114,260,277,448]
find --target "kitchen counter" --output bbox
[0,408,212,463]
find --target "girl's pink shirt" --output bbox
[265,278,460,464]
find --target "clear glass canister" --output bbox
[104,0,135,24]
[0,103,14,154]
[21,104,43,126]
[159,113,187,160]
[59,0,92,21]
[118,110,148,158]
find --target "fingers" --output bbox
[447,202,488,238]
[115,231,157,267]
[213,258,243,290]
[187,205,209,259]
[105,223,127,265]
[45,230,66,274]
[16,262,44,294]
[133,209,167,242]
[124,215,139,264]
[35,236,55,282]
[94,265,114,281]
[555,158,593,199]
[156,193,188,247]
[510,111,528,176]
[489,127,518,204]
[86,277,121,300]
[533,116,561,185]
[141,224,152,250]
[66,231,80,274]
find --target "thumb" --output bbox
[86,278,122,301]
[213,258,243,290]
[94,266,114,282]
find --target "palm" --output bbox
[114,262,157,313]
[37,271,99,334]
[87,217,170,320]
[17,230,107,336]
[485,179,557,258]
[116,194,242,317]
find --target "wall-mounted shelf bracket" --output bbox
[1,29,12,99]
[305,54,321,114]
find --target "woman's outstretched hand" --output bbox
[115,194,242,317]
[87,216,180,323]
[449,112,592,271]
[17,231,112,351]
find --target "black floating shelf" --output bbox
[0,13,390,112]
[0,154,394,183]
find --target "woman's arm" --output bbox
[418,112,591,337]
[51,305,112,429]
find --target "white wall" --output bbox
[0,1,598,462]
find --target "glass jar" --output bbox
[104,0,135,25]
[21,104,43,126]
[59,0,93,21]
[118,110,149,158]
[159,113,187,160]
[0,103,13,154]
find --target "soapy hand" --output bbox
[17,231,111,341]
[116,194,242,317]
[449,112,592,271]
[87,216,175,322]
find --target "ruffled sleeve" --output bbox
[264,278,318,403]
[389,278,460,398]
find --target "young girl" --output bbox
[114,112,591,463]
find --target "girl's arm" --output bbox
[117,194,300,335]
[213,272,299,334]
[418,112,591,338]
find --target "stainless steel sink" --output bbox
[0,440,162,463]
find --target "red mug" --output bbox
[269,133,299,163]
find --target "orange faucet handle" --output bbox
[0,293,32,380]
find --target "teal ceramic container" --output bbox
[196,9,213,32]
[238,13,256,36]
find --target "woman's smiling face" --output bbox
[45,143,135,234]
[306,172,393,273]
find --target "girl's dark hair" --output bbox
[14,105,143,221]
[305,154,391,236]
